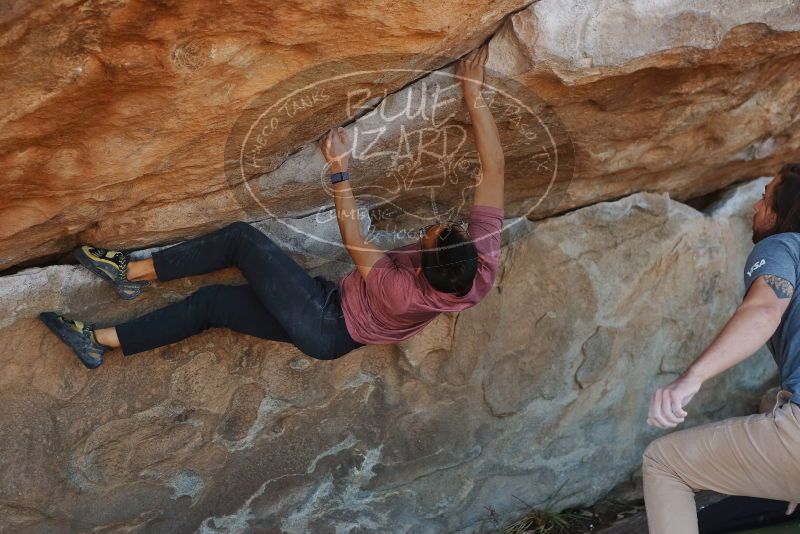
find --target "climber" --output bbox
[642,163,800,534]
[38,44,505,368]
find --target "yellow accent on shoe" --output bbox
[83,246,122,270]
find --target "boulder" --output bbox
[3,1,800,274]
[0,178,777,532]
[0,0,529,271]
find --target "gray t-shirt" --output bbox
[743,232,800,406]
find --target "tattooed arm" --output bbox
[647,275,793,428]
[761,274,795,298]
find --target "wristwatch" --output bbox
[330,170,350,184]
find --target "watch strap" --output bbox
[330,171,350,184]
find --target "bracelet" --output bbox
[330,171,350,184]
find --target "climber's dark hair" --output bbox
[420,226,478,297]
[771,163,800,235]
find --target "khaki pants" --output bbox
[643,389,800,534]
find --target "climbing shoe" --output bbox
[39,312,110,369]
[74,245,149,300]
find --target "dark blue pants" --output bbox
[115,221,365,360]
[697,495,800,533]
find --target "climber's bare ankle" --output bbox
[95,326,121,349]
[127,258,157,281]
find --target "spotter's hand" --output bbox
[647,375,702,429]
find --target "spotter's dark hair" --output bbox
[771,163,800,235]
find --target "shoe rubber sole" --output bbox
[39,311,104,369]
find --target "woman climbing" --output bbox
[39,44,505,368]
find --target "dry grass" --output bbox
[497,481,593,534]
[500,508,589,534]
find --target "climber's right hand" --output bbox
[457,44,488,103]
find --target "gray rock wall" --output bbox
[0,178,776,533]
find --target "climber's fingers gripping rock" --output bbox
[319,127,352,173]
[457,43,489,101]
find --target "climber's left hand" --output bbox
[319,127,351,173]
